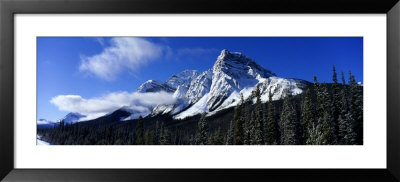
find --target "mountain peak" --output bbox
[65,112,85,117]
[136,79,174,93]
[219,49,230,57]
[37,118,55,125]
[165,70,200,89]
[218,49,242,60]
[59,112,86,124]
[173,70,200,79]
[120,106,135,113]
[213,49,276,79]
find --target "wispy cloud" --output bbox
[50,91,176,121]
[79,37,164,81]
[94,37,105,46]
[177,48,218,57]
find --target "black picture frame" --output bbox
[1,0,399,181]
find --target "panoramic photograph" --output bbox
[37,37,363,145]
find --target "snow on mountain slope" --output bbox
[136,80,175,93]
[259,77,305,102]
[185,69,213,103]
[37,119,55,125]
[37,119,58,129]
[137,70,200,94]
[175,93,211,119]
[38,113,85,127]
[59,112,86,124]
[151,69,212,117]
[127,70,200,118]
[206,49,275,111]
[165,70,200,89]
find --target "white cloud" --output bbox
[50,91,176,121]
[80,37,164,81]
[37,119,56,125]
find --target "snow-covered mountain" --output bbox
[173,49,308,119]
[37,118,55,125]
[136,70,200,93]
[37,113,86,127]
[119,49,309,120]
[207,49,275,111]
[58,112,86,124]
[136,80,175,93]
[165,70,200,89]
[37,119,57,129]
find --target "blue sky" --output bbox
[37,37,363,121]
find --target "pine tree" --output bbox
[336,72,359,145]
[135,116,144,145]
[107,125,114,144]
[344,112,357,144]
[154,120,160,145]
[320,85,337,145]
[338,72,352,144]
[196,114,208,145]
[338,114,347,144]
[262,103,268,143]
[214,127,224,145]
[240,93,245,104]
[265,90,278,144]
[251,113,263,145]
[348,71,363,144]
[144,129,150,145]
[338,73,349,144]
[189,134,195,145]
[314,76,337,145]
[254,84,265,144]
[226,120,234,145]
[249,111,256,144]
[233,105,244,145]
[160,129,170,145]
[243,112,252,145]
[331,65,341,136]
[280,95,299,145]
[59,120,65,132]
[340,71,348,109]
[301,89,315,144]
[306,123,324,145]
[313,76,324,118]
[149,130,156,145]
[207,135,214,145]
[159,122,164,145]
[338,113,357,145]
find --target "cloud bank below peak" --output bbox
[50,91,176,121]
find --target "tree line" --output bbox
[38,65,363,145]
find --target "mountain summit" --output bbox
[59,112,86,124]
[207,49,276,112]
[213,49,276,79]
